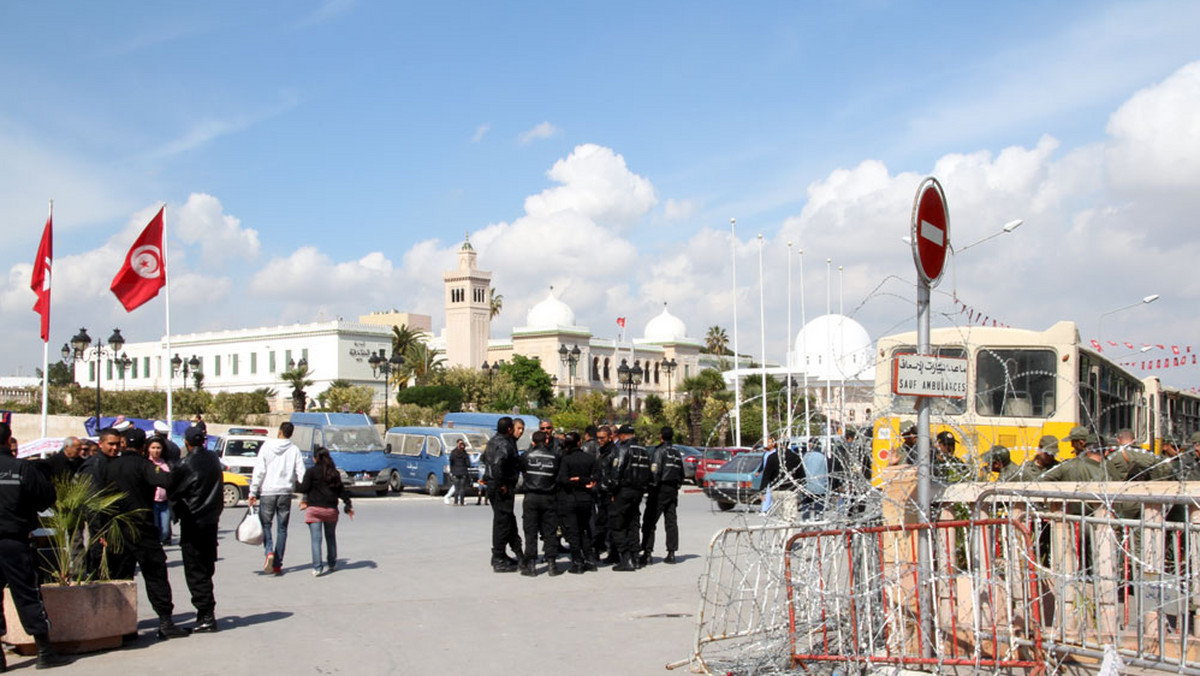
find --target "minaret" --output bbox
[443,233,492,368]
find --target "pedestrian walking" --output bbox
[298,446,353,577]
[248,422,306,576]
[169,427,224,632]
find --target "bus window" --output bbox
[975,348,1056,418]
[890,345,967,414]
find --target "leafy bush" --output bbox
[396,384,463,412]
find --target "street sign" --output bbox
[911,177,950,286]
[892,354,968,398]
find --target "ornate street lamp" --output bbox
[558,344,581,398]
[61,327,125,425]
[661,357,678,401]
[369,351,404,426]
[115,352,132,391]
[171,354,202,391]
[617,358,643,421]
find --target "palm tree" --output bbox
[280,363,314,412]
[705,325,729,355]
[400,342,446,387]
[489,288,503,320]
[391,324,424,358]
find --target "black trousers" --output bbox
[641,485,680,554]
[592,490,612,555]
[558,492,595,564]
[487,485,522,561]
[521,492,559,560]
[609,487,644,556]
[0,537,50,636]
[180,520,218,616]
[108,531,175,619]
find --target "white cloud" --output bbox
[524,144,657,228]
[472,123,490,143]
[517,121,560,145]
[1106,60,1200,193]
[173,193,260,266]
[663,198,699,222]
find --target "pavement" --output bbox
[6,488,747,676]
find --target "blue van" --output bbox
[289,412,393,496]
[383,426,490,495]
[441,412,541,451]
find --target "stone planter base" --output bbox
[3,579,138,655]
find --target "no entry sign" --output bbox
[911,177,950,286]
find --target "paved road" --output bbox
[11,489,749,675]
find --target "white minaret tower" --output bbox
[443,233,492,368]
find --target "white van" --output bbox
[215,434,268,478]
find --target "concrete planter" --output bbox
[3,579,138,655]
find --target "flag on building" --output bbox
[111,206,166,312]
[30,212,53,342]
[616,317,626,328]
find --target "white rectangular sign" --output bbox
[892,354,968,398]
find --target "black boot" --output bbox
[637,552,651,567]
[33,633,72,669]
[602,549,620,565]
[613,553,636,572]
[547,562,563,576]
[156,617,191,640]
[491,556,517,573]
[664,551,677,564]
[520,560,537,577]
[569,561,586,574]
[193,613,218,633]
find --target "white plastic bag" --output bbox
[236,506,263,545]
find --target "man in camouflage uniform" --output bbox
[1010,434,1059,482]
[1104,428,1169,482]
[1041,426,1107,483]
[982,445,1021,482]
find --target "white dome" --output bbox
[792,314,873,381]
[526,289,576,329]
[643,305,688,342]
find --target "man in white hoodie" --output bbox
[248,422,306,576]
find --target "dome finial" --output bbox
[461,231,474,251]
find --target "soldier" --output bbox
[981,445,1020,482]
[557,432,598,574]
[482,416,524,573]
[933,431,970,483]
[519,431,562,576]
[1104,428,1169,482]
[640,426,684,565]
[1041,426,1108,482]
[606,424,651,572]
[0,423,71,669]
[1010,435,1059,481]
[887,424,918,466]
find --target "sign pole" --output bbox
[910,176,949,660]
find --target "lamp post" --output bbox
[661,357,677,400]
[1098,294,1159,345]
[171,354,202,391]
[617,358,643,421]
[558,344,581,398]
[369,350,404,426]
[61,327,125,425]
[115,352,132,391]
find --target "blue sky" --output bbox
[2,1,1200,386]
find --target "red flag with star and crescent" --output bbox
[111,206,166,312]
[30,213,52,342]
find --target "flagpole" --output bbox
[786,241,793,444]
[163,203,173,429]
[730,218,741,445]
[40,200,52,438]
[757,234,767,445]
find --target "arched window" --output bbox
[654,362,660,385]
[592,356,600,381]
[603,358,610,381]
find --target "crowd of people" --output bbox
[480,418,684,575]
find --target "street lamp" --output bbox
[617,358,643,421]
[661,357,678,401]
[171,354,202,391]
[953,219,1024,254]
[368,351,404,426]
[1098,294,1160,345]
[61,327,125,426]
[115,352,132,391]
[558,344,581,398]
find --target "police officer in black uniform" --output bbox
[606,424,651,572]
[99,427,190,640]
[640,426,684,565]
[556,431,598,574]
[519,431,562,576]
[482,416,523,572]
[0,422,71,670]
[169,427,225,632]
[591,425,617,563]
[581,426,600,458]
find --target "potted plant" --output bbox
[2,474,142,654]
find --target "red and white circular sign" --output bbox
[910,177,950,286]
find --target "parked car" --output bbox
[694,447,751,486]
[702,452,767,511]
[383,426,489,495]
[222,470,249,507]
[675,445,703,484]
[214,435,267,479]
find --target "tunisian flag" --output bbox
[30,214,53,342]
[111,206,166,312]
